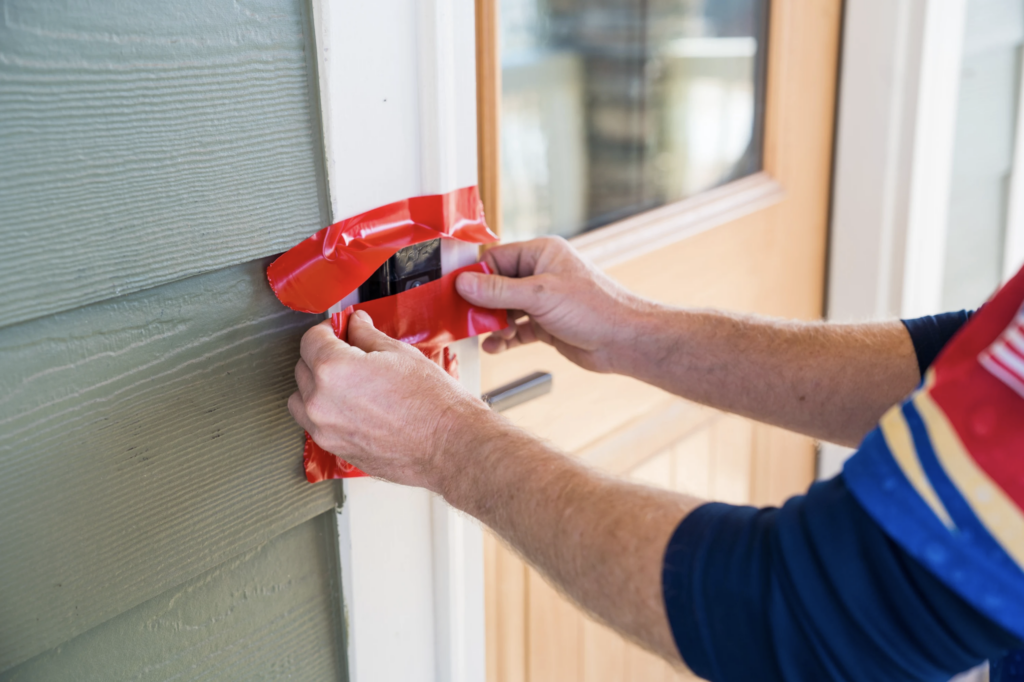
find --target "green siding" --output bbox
[0,0,345,674]
[1,513,347,682]
[0,259,339,671]
[0,0,328,329]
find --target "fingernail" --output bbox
[354,310,373,325]
[456,272,478,295]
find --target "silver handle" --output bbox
[482,371,553,412]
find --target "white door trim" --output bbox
[899,0,968,318]
[311,1,486,680]
[827,0,967,324]
[820,0,967,479]
[1003,46,1024,281]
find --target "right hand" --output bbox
[455,237,649,373]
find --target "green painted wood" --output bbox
[0,259,339,672]
[0,0,328,330]
[0,513,347,682]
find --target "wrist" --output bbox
[607,298,681,378]
[429,400,514,503]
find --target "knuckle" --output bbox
[303,393,330,425]
[542,235,569,252]
[312,358,342,387]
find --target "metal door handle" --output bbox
[482,371,553,412]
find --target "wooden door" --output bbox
[475,1,842,680]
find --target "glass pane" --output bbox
[500,0,769,242]
[941,0,1024,310]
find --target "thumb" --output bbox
[346,310,411,354]
[456,271,546,312]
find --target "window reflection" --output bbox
[500,0,769,242]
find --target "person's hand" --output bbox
[455,237,648,373]
[287,311,498,491]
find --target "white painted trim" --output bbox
[419,3,487,680]
[817,442,855,481]
[900,0,968,317]
[418,0,460,195]
[828,0,967,323]
[1003,47,1024,281]
[823,0,967,476]
[312,1,486,680]
[335,481,438,681]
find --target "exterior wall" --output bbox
[0,0,330,327]
[0,0,345,677]
[2,515,346,681]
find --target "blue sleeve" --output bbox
[662,475,1022,682]
[901,310,973,376]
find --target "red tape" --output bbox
[268,186,497,314]
[302,262,508,483]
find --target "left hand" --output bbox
[287,310,494,491]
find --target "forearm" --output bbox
[616,305,920,447]
[438,412,702,665]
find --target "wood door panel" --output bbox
[606,208,824,319]
[581,615,627,682]
[483,343,676,455]
[750,424,818,507]
[670,427,714,498]
[485,532,529,682]
[709,418,755,505]
[0,0,327,329]
[0,258,336,671]
[527,566,583,682]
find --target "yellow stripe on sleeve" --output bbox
[915,371,1024,570]
[879,403,956,530]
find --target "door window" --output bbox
[499,0,770,242]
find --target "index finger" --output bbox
[299,319,361,370]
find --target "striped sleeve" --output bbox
[845,268,1024,640]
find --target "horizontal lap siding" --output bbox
[0,0,327,329]
[0,513,346,682]
[0,259,338,670]
[0,0,343,673]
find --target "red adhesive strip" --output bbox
[333,262,507,356]
[303,262,508,483]
[268,186,497,313]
